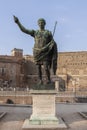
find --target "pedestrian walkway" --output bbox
[0,103,87,130]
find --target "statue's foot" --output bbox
[38,80,43,85]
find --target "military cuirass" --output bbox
[34,30,50,49]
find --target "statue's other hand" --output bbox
[13,15,19,23]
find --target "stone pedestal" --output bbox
[22,90,67,130]
[29,90,58,125]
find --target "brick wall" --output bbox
[0,50,87,90]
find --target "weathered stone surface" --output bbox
[1,49,87,90]
[22,117,67,129]
[29,90,58,125]
[22,90,67,129]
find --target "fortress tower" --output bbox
[11,48,23,57]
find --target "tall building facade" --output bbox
[57,51,87,90]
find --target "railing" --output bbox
[57,91,87,97]
[0,90,30,96]
[0,90,87,97]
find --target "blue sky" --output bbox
[0,0,87,55]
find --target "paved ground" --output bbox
[0,103,87,130]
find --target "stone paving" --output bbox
[0,103,87,130]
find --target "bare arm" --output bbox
[13,15,34,35]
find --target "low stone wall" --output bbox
[1,90,87,104]
[56,96,74,103]
[0,95,75,105]
[0,95,32,105]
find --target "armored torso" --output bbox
[34,30,52,49]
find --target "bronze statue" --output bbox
[13,16,57,84]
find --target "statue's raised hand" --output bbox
[13,15,19,23]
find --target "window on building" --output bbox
[0,68,6,76]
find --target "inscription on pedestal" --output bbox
[32,95,55,117]
[22,89,67,127]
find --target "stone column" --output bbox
[55,80,59,91]
[51,75,59,91]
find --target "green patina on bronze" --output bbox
[32,82,55,90]
[14,16,58,86]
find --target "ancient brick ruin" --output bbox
[0,48,87,91]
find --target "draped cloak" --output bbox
[31,30,58,75]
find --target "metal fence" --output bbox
[0,90,87,97]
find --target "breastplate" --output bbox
[34,31,48,49]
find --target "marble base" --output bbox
[29,116,58,125]
[22,90,67,129]
[30,90,57,124]
[22,117,67,130]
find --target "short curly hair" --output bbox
[38,18,46,25]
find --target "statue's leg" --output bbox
[37,65,43,84]
[44,62,51,84]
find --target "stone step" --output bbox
[0,112,7,120]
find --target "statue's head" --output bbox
[38,18,46,26]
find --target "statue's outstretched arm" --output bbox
[13,15,31,34]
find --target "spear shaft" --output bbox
[53,21,57,37]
